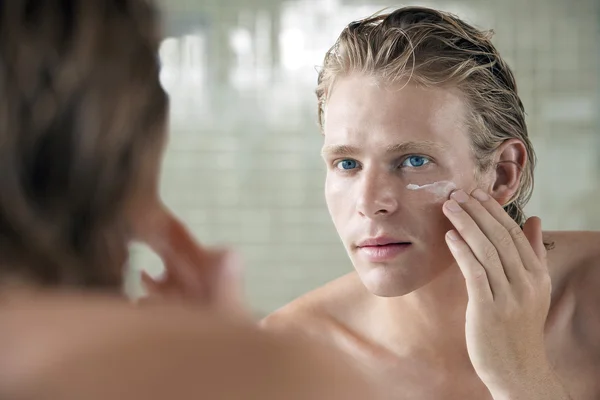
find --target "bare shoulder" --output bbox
[0,292,377,400]
[544,230,600,254]
[546,231,600,350]
[260,272,368,339]
[544,230,600,283]
[544,230,600,302]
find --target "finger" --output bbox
[159,218,213,297]
[445,230,493,303]
[140,270,184,301]
[140,270,153,285]
[161,246,238,304]
[140,207,212,298]
[522,216,547,270]
[137,205,240,305]
[443,198,510,297]
[450,190,526,285]
[141,270,167,293]
[141,269,161,286]
[211,251,246,315]
[470,189,542,272]
[135,295,159,306]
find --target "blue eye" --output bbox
[402,155,430,168]
[336,159,358,170]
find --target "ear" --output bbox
[489,139,527,205]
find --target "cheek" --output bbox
[403,191,448,221]
[404,181,456,204]
[324,174,357,231]
[402,186,454,233]
[325,175,345,215]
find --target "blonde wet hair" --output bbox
[316,6,534,225]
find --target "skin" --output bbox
[0,69,377,400]
[0,136,378,398]
[0,292,376,400]
[260,75,600,399]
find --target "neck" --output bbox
[373,264,471,363]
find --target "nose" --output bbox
[355,170,399,218]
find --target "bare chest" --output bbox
[327,323,597,400]
[347,349,492,400]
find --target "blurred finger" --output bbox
[211,251,245,314]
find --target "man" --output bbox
[261,7,600,400]
[0,1,376,398]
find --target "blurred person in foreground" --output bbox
[0,1,376,399]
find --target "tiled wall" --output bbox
[126,0,600,313]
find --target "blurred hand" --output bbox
[134,204,244,314]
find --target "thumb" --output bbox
[522,216,546,263]
[210,250,246,316]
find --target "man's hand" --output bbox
[442,188,570,399]
[135,205,244,314]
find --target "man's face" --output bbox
[322,74,484,297]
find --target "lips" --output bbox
[356,237,411,262]
[357,237,410,248]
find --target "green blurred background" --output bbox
[126,0,600,314]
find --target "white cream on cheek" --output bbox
[406,180,457,199]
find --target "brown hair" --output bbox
[316,6,535,225]
[0,0,167,289]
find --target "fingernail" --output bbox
[445,199,463,213]
[451,190,469,203]
[446,230,461,241]
[471,189,489,202]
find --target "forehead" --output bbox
[323,75,470,148]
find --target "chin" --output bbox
[356,263,433,297]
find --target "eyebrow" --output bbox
[320,141,447,158]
